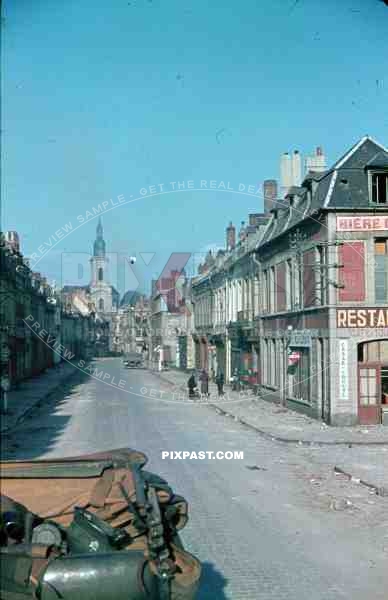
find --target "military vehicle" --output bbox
[123,353,144,368]
[0,448,201,599]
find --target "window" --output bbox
[98,267,103,281]
[359,368,377,406]
[359,339,388,363]
[263,270,269,312]
[371,173,388,204]
[98,298,104,311]
[317,245,327,305]
[286,259,293,309]
[271,339,276,386]
[374,238,388,302]
[293,260,301,308]
[269,266,276,312]
[263,340,271,385]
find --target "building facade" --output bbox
[0,231,96,393]
[257,136,388,426]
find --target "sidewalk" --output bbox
[155,368,388,446]
[0,361,82,434]
[154,369,388,495]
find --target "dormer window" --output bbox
[371,172,388,204]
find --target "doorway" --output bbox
[357,339,388,425]
[358,365,381,425]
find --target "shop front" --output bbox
[208,334,226,378]
[199,336,208,370]
[357,339,388,425]
[337,308,388,426]
[178,335,187,370]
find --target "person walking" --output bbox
[187,371,197,398]
[199,368,209,397]
[216,371,224,397]
[231,368,239,392]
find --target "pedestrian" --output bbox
[210,367,215,383]
[216,371,224,397]
[199,368,209,397]
[231,368,239,391]
[187,371,197,398]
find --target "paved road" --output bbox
[3,358,388,599]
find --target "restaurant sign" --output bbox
[337,308,388,328]
[337,215,388,232]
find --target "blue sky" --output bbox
[2,0,388,295]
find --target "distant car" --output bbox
[124,352,143,368]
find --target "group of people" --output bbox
[187,369,225,398]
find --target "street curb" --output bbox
[334,466,388,498]
[1,360,90,435]
[155,371,388,448]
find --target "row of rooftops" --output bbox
[193,136,388,285]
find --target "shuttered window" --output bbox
[339,242,366,302]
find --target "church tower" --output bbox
[89,218,113,314]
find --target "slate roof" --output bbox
[258,136,388,248]
[366,151,388,169]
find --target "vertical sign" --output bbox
[338,340,349,401]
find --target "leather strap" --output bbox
[29,546,60,598]
[89,468,114,508]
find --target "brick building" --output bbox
[257,136,388,425]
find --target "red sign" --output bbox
[337,215,388,232]
[338,242,365,302]
[288,351,301,366]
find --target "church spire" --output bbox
[93,217,106,257]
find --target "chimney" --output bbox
[305,146,327,174]
[226,222,236,251]
[263,180,278,213]
[280,152,292,198]
[239,221,246,242]
[291,150,302,187]
[5,231,20,254]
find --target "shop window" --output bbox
[381,368,388,405]
[375,238,388,302]
[360,339,388,363]
[271,339,276,386]
[263,339,268,385]
[370,172,388,204]
[290,348,310,403]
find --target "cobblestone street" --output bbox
[3,359,388,599]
